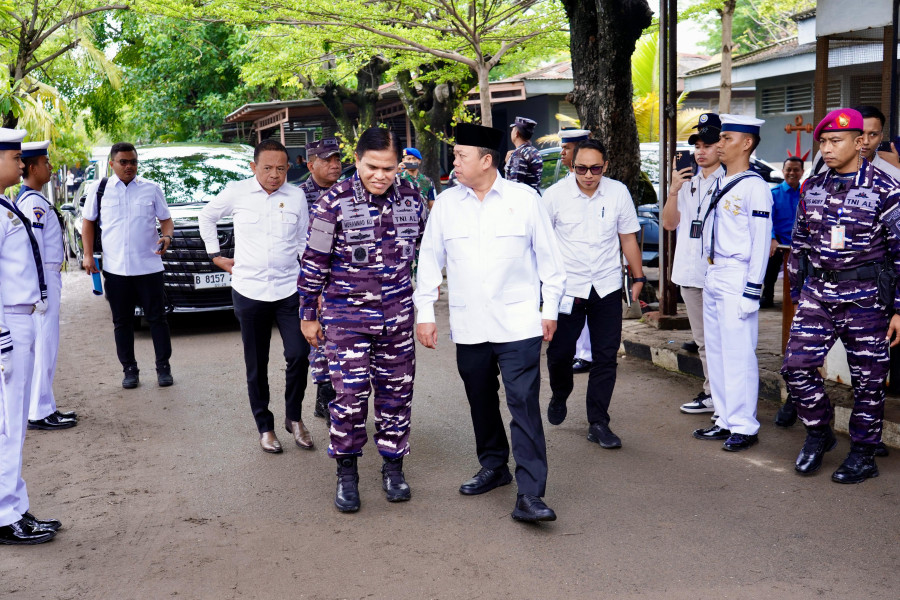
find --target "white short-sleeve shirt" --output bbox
[82,174,171,276]
[542,175,640,299]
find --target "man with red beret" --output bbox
[783,107,900,483]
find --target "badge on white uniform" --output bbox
[559,296,574,315]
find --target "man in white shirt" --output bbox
[16,141,78,431]
[200,139,313,454]
[82,142,175,389]
[543,139,645,449]
[692,115,773,452]
[0,127,60,544]
[661,113,724,415]
[415,123,566,523]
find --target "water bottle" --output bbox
[91,271,103,296]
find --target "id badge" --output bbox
[830,225,845,250]
[559,296,574,315]
[689,220,703,239]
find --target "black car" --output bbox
[61,143,255,313]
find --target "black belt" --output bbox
[811,264,879,283]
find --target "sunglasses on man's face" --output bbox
[573,164,604,175]
[115,159,138,167]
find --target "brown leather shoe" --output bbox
[285,418,314,450]
[259,431,283,454]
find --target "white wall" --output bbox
[817,0,892,37]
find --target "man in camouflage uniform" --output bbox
[298,127,424,513]
[300,137,343,419]
[505,116,542,193]
[399,147,436,210]
[783,108,900,483]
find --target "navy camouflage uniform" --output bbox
[505,142,542,193]
[782,158,900,445]
[298,173,424,458]
[300,176,334,386]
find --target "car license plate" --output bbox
[194,272,231,289]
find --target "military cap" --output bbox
[21,140,50,158]
[455,123,505,152]
[720,114,764,137]
[510,116,537,136]
[814,108,864,140]
[558,128,591,143]
[0,128,26,151]
[308,137,341,158]
[688,113,721,145]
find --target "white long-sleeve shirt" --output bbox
[199,176,308,302]
[671,166,724,288]
[414,174,566,344]
[82,174,171,276]
[542,175,640,299]
[16,186,65,267]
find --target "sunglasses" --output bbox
[115,159,138,166]
[573,164,604,175]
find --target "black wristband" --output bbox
[208,252,221,259]
[633,276,647,283]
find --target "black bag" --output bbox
[92,177,109,253]
[877,259,897,308]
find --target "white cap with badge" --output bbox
[21,140,50,158]
[719,114,765,136]
[0,128,27,151]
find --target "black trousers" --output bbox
[232,290,310,433]
[456,336,547,497]
[103,270,171,370]
[762,249,784,302]
[546,287,620,426]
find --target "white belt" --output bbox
[3,304,36,314]
[708,257,747,267]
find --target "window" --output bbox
[826,79,842,110]
[761,83,813,114]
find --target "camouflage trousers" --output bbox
[782,292,889,445]
[308,343,329,384]
[323,324,415,458]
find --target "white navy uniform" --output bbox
[0,180,45,526]
[16,180,64,422]
[702,169,773,435]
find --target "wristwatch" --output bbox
[633,276,648,283]
[208,252,221,259]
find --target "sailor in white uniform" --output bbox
[692,115,773,452]
[16,141,77,431]
[0,128,60,544]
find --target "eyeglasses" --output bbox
[115,159,138,167]
[573,164,604,175]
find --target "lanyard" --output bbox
[702,172,760,262]
[0,195,46,297]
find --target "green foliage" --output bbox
[692,0,816,55]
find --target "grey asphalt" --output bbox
[2,271,898,599]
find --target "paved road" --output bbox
[3,271,898,599]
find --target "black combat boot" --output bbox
[334,456,360,512]
[315,381,335,419]
[795,425,836,475]
[774,396,797,427]
[832,443,879,484]
[381,456,411,502]
[122,365,139,389]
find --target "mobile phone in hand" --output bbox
[877,136,900,153]
[674,151,694,173]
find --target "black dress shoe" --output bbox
[547,396,567,425]
[122,366,139,389]
[795,426,837,475]
[759,298,775,309]
[314,381,335,419]
[22,512,61,532]
[587,422,622,449]
[382,457,411,502]
[0,518,55,545]
[335,457,360,512]
[28,413,77,430]
[511,494,557,523]
[722,433,759,452]
[832,443,878,484]
[156,364,174,387]
[874,442,889,457]
[774,398,797,427]
[572,358,592,373]
[681,341,699,353]
[458,466,513,496]
[55,409,77,419]
[693,425,731,441]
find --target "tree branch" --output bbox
[33,4,129,49]
[22,39,79,78]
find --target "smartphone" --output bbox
[674,151,694,173]
[877,136,900,152]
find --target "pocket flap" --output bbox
[448,292,466,307]
[502,286,533,304]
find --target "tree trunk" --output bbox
[476,64,492,127]
[561,0,653,203]
[310,56,390,149]
[397,67,475,194]
[718,0,736,114]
